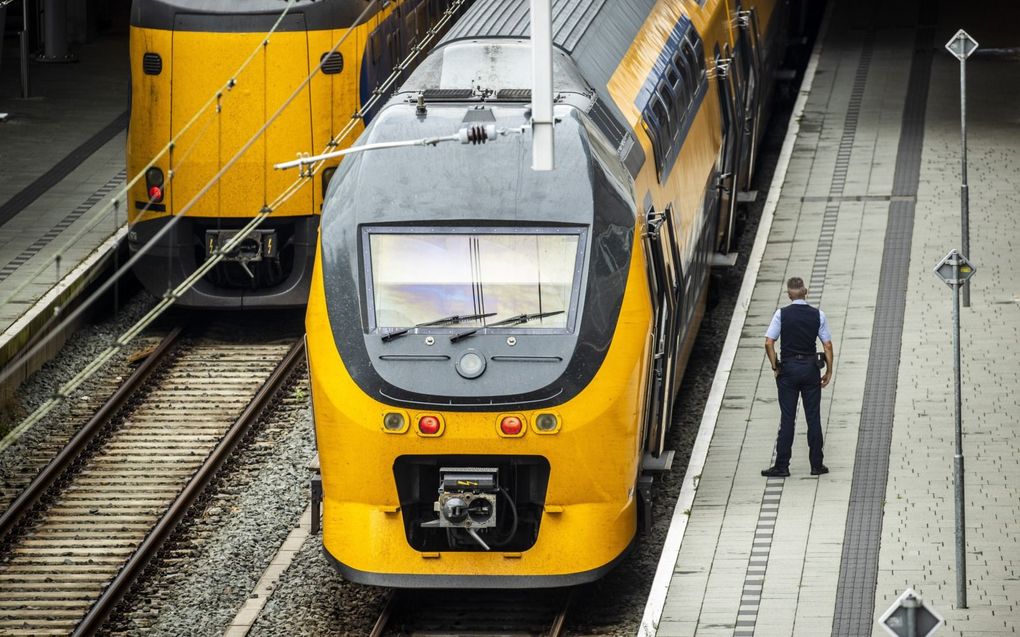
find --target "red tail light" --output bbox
[145,167,165,203]
[418,415,441,435]
[499,416,524,436]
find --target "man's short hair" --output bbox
[787,277,807,298]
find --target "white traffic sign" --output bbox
[878,588,944,637]
[934,249,976,287]
[945,29,978,61]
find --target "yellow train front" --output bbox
[308,0,786,586]
[126,0,465,307]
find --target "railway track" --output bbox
[371,588,572,637]
[0,327,303,635]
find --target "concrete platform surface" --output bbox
[644,1,1020,636]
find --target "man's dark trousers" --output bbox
[775,358,823,469]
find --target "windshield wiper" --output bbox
[449,310,565,343]
[381,312,497,343]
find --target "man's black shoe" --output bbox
[761,466,790,477]
[811,465,829,476]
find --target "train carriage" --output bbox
[306,0,790,586]
[126,0,468,308]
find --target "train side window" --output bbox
[405,11,418,48]
[666,64,680,90]
[370,28,382,65]
[681,38,700,98]
[643,103,666,177]
[694,37,707,81]
[416,5,427,37]
[655,86,676,144]
[670,52,691,118]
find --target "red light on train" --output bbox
[418,415,441,435]
[499,416,524,436]
[148,185,163,201]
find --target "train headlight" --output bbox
[534,413,560,434]
[417,414,444,436]
[497,414,525,437]
[382,411,408,433]
[456,350,486,379]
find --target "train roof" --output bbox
[442,0,656,91]
[130,0,373,31]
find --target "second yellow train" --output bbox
[126,0,470,307]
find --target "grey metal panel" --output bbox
[443,0,643,69]
[445,0,606,51]
[567,0,654,94]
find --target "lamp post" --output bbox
[933,249,977,608]
[944,30,978,307]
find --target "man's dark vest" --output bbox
[780,303,820,359]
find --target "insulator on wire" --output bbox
[459,125,496,145]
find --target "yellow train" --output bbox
[126,0,468,307]
[307,0,792,586]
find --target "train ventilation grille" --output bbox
[320,52,344,74]
[422,88,475,101]
[496,88,532,101]
[142,53,162,75]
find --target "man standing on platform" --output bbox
[761,277,834,478]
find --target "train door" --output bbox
[737,6,765,187]
[642,205,684,458]
[714,47,742,255]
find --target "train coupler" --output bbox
[421,467,500,550]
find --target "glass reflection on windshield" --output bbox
[369,232,580,330]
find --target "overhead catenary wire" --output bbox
[0,0,471,451]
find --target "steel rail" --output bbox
[368,590,397,637]
[70,337,305,636]
[0,326,183,541]
[547,589,572,637]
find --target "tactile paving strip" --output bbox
[830,17,936,637]
[733,32,875,637]
[0,170,126,285]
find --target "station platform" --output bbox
[0,30,128,376]
[642,2,1020,636]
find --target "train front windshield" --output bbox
[365,229,585,331]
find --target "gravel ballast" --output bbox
[102,350,315,636]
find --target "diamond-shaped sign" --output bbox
[878,588,944,637]
[934,249,977,287]
[945,29,978,61]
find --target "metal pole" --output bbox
[530,0,554,171]
[959,58,971,307]
[19,0,31,98]
[952,255,967,608]
[41,0,69,60]
[903,594,918,637]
